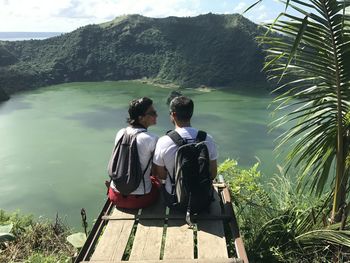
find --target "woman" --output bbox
[108,97,160,209]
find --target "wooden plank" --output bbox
[89,208,137,261]
[102,214,233,220]
[83,258,243,263]
[197,189,228,259]
[164,220,194,260]
[129,196,166,260]
[84,258,243,263]
[197,220,228,259]
[128,220,164,260]
[212,182,226,188]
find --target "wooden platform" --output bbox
[75,186,247,263]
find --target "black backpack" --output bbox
[107,130,152,195]
[167,130,213,216]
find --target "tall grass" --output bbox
[0,210,75,263]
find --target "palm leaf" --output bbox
[243,0,263,14]
[260,0,350,212]
[280,15,309,82]
[297,229,350,248]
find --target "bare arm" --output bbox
[210,159,217,180]
[152,163,167,180]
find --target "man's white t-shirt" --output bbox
[110,126,158,195]
[153,127,218,194]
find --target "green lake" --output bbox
[0,81,284,228]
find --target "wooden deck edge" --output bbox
[221,187,249,263]
[74,199,114,263]
[102,214,234,221]
[81,258,243,263]
[212,183,226,188]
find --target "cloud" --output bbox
[0,0,281,32]
[0,0,204,31]
[53,0,198,19]
[233,2,247,12]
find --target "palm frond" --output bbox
[243,0,263,14]
[297,229,350,248]
[260,0,350,200]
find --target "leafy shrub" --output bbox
[219,159,274,251]
[0,210,75,263]
[219,159,350,262]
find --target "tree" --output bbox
[258,0,350,223]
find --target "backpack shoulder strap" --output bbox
[166,130,186,147]
[128,129,146,142]
[133,129,147,136]
[116,130,126,143]
[196,130,207,142]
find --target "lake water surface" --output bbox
[0,81,283,228]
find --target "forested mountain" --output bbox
[0,13,268,97]
[0,87,9,101]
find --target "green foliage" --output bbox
[0,223,13,233]
[25,252,71,263]
[0,210,75,262]
[219,159,271,207]
[241,1,350,260]
[0,223,15,242]
[219,159,274,253]
[0,210,35,237]
[0,13,269,94]
[220,160,350,262]
[259,0,350,221]
[66,232,86,248]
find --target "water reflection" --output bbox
[64,106,126,130]
[0,98,32,115]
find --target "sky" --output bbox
[0,0,285,32]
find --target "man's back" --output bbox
[153,127,217,194]
[152,96,218,214]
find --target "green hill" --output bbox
[0,87,9,101]
[0,13,268,95]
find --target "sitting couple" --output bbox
[107,95,218,210]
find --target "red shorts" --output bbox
[108,176,160,209]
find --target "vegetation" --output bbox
[0,87,9,101]
[0,210,75,263]
[259,0,350,222]
[220,159,350,262]
[218,0,350,262]
[0,13,269,95]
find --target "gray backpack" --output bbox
[107,130,151,195]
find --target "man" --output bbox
[152,96,217,207]
[108,97,160,209]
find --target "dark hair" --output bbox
[127,97,153,125]
[169,96,194,121]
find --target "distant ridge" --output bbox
[0,13,268,95]
[0,32,63,41]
